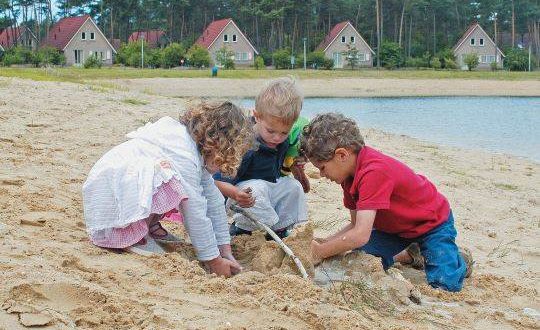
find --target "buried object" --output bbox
[229,204,309,279]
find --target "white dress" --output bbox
[82,117,230,261]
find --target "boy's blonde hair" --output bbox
[180,100,254,177]
[255,77,303,125]
[300,113,365,162]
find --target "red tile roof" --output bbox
[43,15,90,50]
[194,18,232,49]
[0,27,23,49]
[128,30,166,48]
[317,21,349,51]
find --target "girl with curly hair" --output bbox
[83,101,253,277]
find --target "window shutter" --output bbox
[366,53,370,61]
[106,51,111,60]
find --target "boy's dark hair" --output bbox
[300,113,365,162]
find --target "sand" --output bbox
[0,76,539,329]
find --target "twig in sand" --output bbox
[229,204,309,279]
[488,239,519,259]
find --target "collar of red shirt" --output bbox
[347,146,369,195]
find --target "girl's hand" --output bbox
[310,239,324,266]
[205,256,237,278]
[234,187,255,208]
[219,244,243,275]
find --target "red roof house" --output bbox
[128,30,167,48]
[43,15,116,66]
[0,26,38,51]
[194,18,258,66]
[453,22,504,70]
[317,21,374,68]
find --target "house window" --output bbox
[235,52,248,61]
[223,34,229,42]
[81,32,86,40]
[481,55,496,63]
[232,34,237,42]
[357,53,366,61]
[341,36,346,43]
[74,49,83,64]
[350,36,355,43]
[479,38,484,46]
[106,50,111,60]
[90,32,95,40]
[470,38,475,46]
[332,52,342,67]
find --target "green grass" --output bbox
[122,98,149,105]
[0,66,539,83]
[494,182,519,191]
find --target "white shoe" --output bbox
[125,235,166,257]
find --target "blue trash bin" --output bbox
[212,66,218,77]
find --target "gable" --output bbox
[63,17,117,53]
[453,23,503,56]
[209,20,258,54]
[196,18,257,54]
[318,21,374,54]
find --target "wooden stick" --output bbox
[230,204,309,279]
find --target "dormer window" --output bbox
[470,38,475,46]
[81,32,86,40]
[223,34,229,42]
[479,38,484,46]
[232,34,237,42]
[350,36,355,43]
[90,32,95,40]
[341,36,346,43]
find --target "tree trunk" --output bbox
[511,0,515,47]
[376,0,381,68]
[398,0,406,47]
[432,11,436,54]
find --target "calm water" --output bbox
[242,97,540,162]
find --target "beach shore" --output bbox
[0,77,538,329]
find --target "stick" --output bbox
[230,204,309,279]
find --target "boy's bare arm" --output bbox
[214,180,255,208]
[318,210,357,243]
[312,210,376,260]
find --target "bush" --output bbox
[1,46,32,66]
[146,48,163,68]
[322,57,334,70]
[259,50,273,66]
[463,53,479,71]
[430,57,441,69]
[37,46,65,66]
[187,44,211,68]
[503,48,530,71]
[254,56,265,69]
[435,48,455,68]
[272,49,292,69]
[490,61,498,71]
[404,57,428,68]
[84,54,102,68]
[215,46,235,69]
[445,59,457,69]
[117,41,148,67]
[161,43,185,68]
[379,41,404,69]
[307,51,327,68]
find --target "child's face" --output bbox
[254,112,292,148]
[310,149,354,184]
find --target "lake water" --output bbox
[241,97,540,162]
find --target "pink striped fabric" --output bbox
[89,178,188,249]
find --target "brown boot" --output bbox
[460,247,474,278]
[405,243,425,270]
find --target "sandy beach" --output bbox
[0,76,539,329]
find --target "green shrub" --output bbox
[215,46,235,69]
[254,56,265,69]
[187,45,211,68]
[1,46,32,66]
[463,53,479,71]
[38,46,65,66]
[430,57,441,69]
[307,51,327,68]
[161,43,185,68]
[503,48,530,71]
[259,50,273,66]
[273,49,292,69]
[117,41,150,67]
[379,41,404,69]
[322,57,334,70]
[146,48,163,68]
[444,59,457,69]
[490,61,498,71]
[84,54,102,68]
[404,57,428,68]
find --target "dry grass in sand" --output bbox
[0,77,539,329]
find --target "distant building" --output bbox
[0,26,38,51]
[453,22,504,70]
[194,18,258,67]
[42,15,117,66]
[317,21,374,69]
[128,30,168,48]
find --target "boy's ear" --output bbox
[334,148,351,161]
[253,110,260,122]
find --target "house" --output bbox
[128,30,168,48]
[317,21,374,69]
[453,22,504,70]
[42,15,116,66]
[0,26,38,51]
[194,18,258,67]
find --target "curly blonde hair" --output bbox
[180,100,254,177]
[300,113,365,163]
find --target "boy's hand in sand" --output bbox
[205,256,240,278]
[234,187,255,208]
[310,240,323,266]
[218,244,243,275]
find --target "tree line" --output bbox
[1,0,539,67]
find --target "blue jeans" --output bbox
[356,211,466,292]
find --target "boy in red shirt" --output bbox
[301,113,472,292]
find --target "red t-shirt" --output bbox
[342,146,450,238]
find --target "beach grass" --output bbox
[1,66,539,83]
